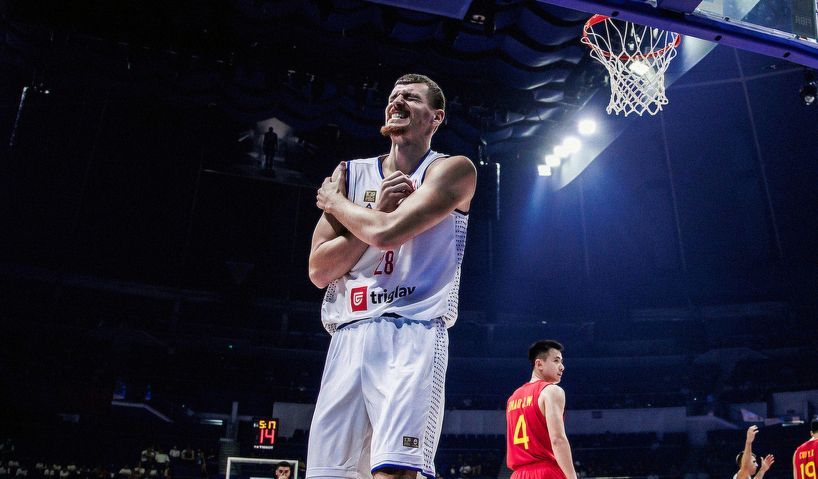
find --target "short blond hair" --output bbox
[394,74,445,111]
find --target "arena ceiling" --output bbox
[0,0,605,162]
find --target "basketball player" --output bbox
[506,340,577,479]
[793,419,818,479]
[735,425,775,479]
[306,74,476,479]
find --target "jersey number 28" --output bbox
[374,250,395,275]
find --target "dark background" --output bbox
[0,0,817,477]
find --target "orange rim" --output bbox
[582,14,682,61]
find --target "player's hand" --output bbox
[375,170,415,213]
[759,454,774,472]
[317,162,347,212]
[745,425,759,444]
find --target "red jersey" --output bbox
[506,380,566,478]
[794,438,818,479]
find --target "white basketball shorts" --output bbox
[306,315,448,479]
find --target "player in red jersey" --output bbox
[793,419,818,479]
[506,340,576,479]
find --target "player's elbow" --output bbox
[310,275,329,289]
[370,234,398,250]
[369,228,403,250]
[550,434,570,449]
[308,261,331,289]
[308,270,329,289]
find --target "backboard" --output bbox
[694,0,817,40]
[538,0,818,68]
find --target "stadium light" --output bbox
[562,136,581,154]
[553,145,569,158]
[578,119,597,135]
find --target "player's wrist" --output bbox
[324,193,343,215]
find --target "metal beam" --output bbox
[363,0,474,19]
[657,0,702,14]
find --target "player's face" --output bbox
[537,349,565,383]
[381,83,441,139]
[275,467,291,479]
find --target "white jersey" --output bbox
[321,149,469,333]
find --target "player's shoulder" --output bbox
[425,154,476,183]
[430,154,474,170]
[540,382,565,399]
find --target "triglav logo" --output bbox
[370,285,416,304]
[350,286,368,312]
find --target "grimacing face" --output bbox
[380,82,441,139]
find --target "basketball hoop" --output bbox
[582,14,682,116]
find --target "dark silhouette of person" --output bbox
[263,126,278,170]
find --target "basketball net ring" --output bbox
[582,14,682,116]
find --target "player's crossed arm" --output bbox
[316,155,475,250]
[308,163,419,288]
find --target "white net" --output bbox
[582,15,681,116]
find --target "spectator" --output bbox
[153,453,167,468]
[273,462,291,479]
[458,462,471,478]
[195,451,205,478]
[140,448,155,467]
[263,127,278,170]
[180,449,194,462]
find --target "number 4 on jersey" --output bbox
[513,415,530,450]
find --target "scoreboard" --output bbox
[251,417,279,451]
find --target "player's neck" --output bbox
[384,140,431,175]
